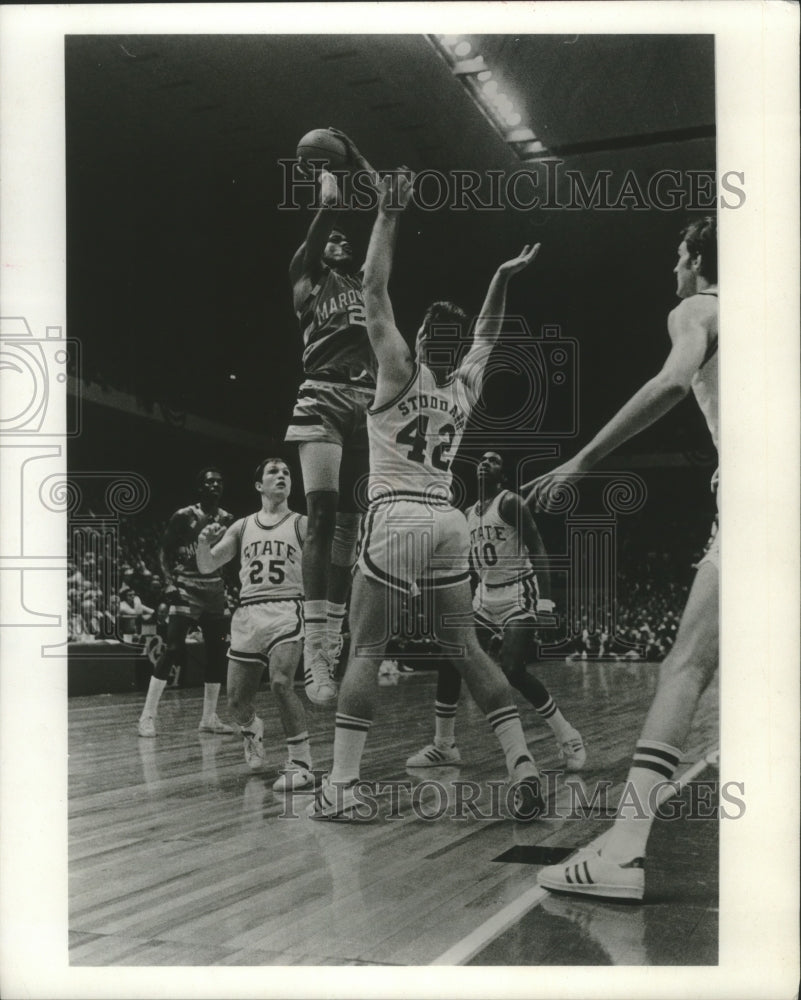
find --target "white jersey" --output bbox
[367,363,473,504]
[690,290,719,450]
[236,511,304,605]
[467,490,532,587]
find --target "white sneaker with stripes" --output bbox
[241,716,265,771]
[537,848,645,900]
[306,777,362,820]
[558,729,587,771]
[304,635,338,705]
[272,759,315,793]
[509,758,546,821]
[405,742,462,767]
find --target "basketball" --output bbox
[296,128,348,170]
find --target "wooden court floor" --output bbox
[69,661,719,967]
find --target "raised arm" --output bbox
[289,169,342,291]
[196,520,241,575]
[362,171,416,398]
[457,244,541,403]
[525,294,714,506]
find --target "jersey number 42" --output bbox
[396,415,455,471]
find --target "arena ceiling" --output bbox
[66,33,716,452]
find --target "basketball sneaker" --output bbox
[405,742,462,767]
[272,759,315,793]
[199,714,234,734]
[137,714,156,738]
[537,848,645,901]
[304,635,338,705]
[325,631,345,679]
[306,776,362,820]
[558,730,587,771]
[509,758,546,821]
[241,716,266,771]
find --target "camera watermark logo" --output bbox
[0,317,81,436]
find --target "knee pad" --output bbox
[331,512,361,567]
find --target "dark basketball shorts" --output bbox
[285,378,374,449]
[169,578,227,620]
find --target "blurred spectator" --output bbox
[68,591,87,641]
[119,586,155,637]
[67,559,84,590]
[154,601,169,640]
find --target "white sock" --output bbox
[304,600,327,645]
[487,705,533,774]
[329,713,371,784]
[434,701,458,747]
[536,698,575,742]
[286,730,312,768]
[142,676,167,718]
[603,740,681,863]
[326,602,346,642]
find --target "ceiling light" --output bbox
[477,70,492,82]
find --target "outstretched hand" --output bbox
[497,243,541,276]
[522,457,587,511]
[378,168,415,214]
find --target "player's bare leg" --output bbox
[430,583,543,808]
[306,569,387,817]
[311,573,544,820]
[198,615,233,733]
[500,621,585,770]
[325,513,360,680]
[227,658,267,770]
[269,640,314,791]
[298,440,341,704]
[138,615,190,736]
[538,561,718,899]
[405,661,463,767]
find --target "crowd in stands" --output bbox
[68,510,715,662]
[67,515,231,643]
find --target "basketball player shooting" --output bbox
[285,129,378,707]
[308,171,546,821]
[533,217,719,900]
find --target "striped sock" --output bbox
[304,600,327,644]
[286,730,311,768]
[603,740,681,864]
[326,602,346,642]
[329,713,371,784]
[434,701,458,748]
[535,696,574,742]
[487,705,533,774]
